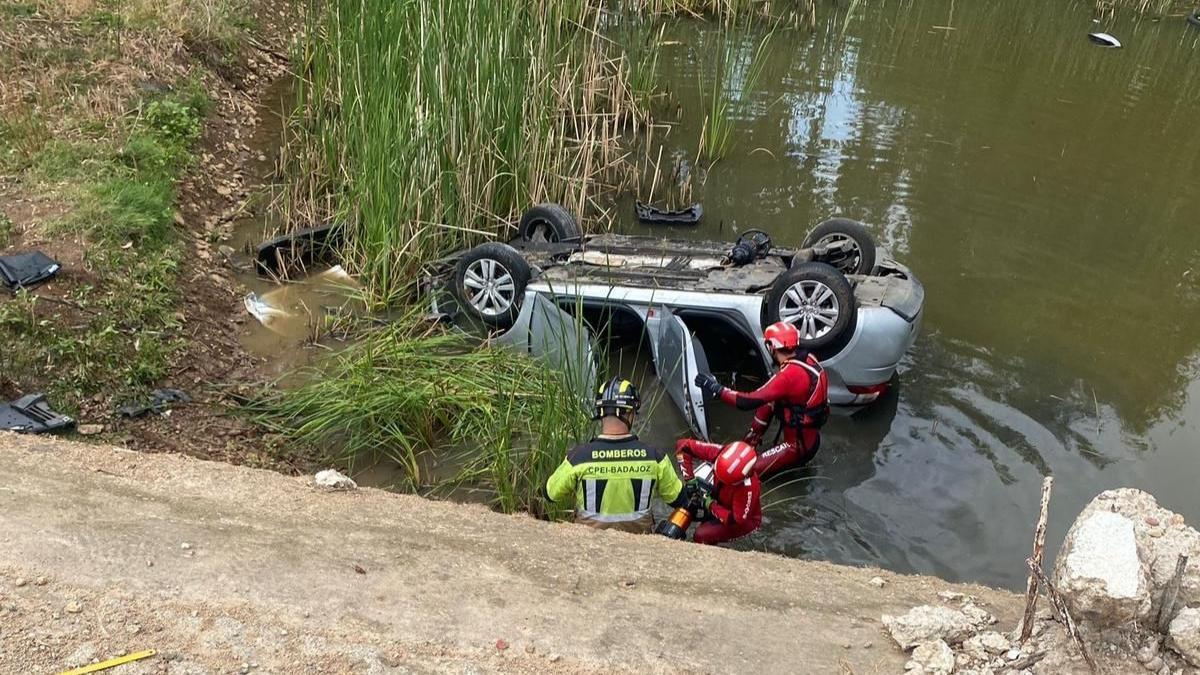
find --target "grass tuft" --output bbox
[246,312,591,517]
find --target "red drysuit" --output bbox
[675,439,762,545]
[701,355,830,477]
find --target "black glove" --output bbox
[694,373,723,399]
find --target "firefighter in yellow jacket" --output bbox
[544,377,688,533]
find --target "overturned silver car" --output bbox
[427,204,923,441]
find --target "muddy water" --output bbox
[236,4,1200,588]
[624,2,1200,586]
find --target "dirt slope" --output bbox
[0,433,1021,674]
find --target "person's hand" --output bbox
[694,373,723,399]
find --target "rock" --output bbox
[961,602,996,625]
[1063,489,1200,628]
[77,424,105,436]
[315,469,358,491]
[883,605,987,649]
[180,542,192,550]
[937,590,966,603]
[1168,607,1200,666]
[65,601,82,614]
[34,576,47,586]
[1054,505,1152,627]
[869,576,886,588]
[64,644,97,668]
[963,631,1011,659]
[13,579,26,587]
[1145,656,1164,671]
[910,640,955,675]
[1138,640,1161,663]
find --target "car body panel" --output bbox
[493,291,597,396]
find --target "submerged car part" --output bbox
[728,229,772,266]
[765,262,856,350]
[432,204,923,428]
[255,223,343,278]
[0,394,74,434]
[635,201,703,225]
[451,242,530,328]
[802,218,877,275]
[519,203,582,243]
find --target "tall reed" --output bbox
[290,0,640,306]
[698,29,773,163]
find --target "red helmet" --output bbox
[763,321,800,352]
[714,441,758,484]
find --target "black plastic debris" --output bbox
[634,201,703,226]
[0,394,75,434]
[118,388,192,418]
[255,223,343,277]
[1087,32,1121,48]
[0,251,61,290]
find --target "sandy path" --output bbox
[0,433,1020,674]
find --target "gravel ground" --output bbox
[0,432,1021,674]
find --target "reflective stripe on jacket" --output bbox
[544,435,684,528]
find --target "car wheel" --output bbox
[765,262,856,350]
[801,218,877,275]
[519,203,582,243]
[452,243,530,328]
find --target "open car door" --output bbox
[494,291,597,398]
[650,308,711,441]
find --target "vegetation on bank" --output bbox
[0,0,258,410]
[247,315,590,516]
[289,0,643,307]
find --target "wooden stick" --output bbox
[1157,554,1189,633]
[1019,476,1054,643]
[1027,559,1097,673]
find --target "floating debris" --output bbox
[255,223,343,277]
[634,201,703,225]
[1087,32,1121,48]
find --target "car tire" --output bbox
[452,243,530,328]
[765,262,857,350]
[801,218,877,275]
[518,203,582,243]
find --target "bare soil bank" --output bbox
[0,433,1021,674]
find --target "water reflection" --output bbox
[632,0,1200,587]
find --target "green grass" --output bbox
[0,89,206,410]
[246,313,591,517]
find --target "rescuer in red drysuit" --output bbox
[691,321,830,478]
[674,440,762,545]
